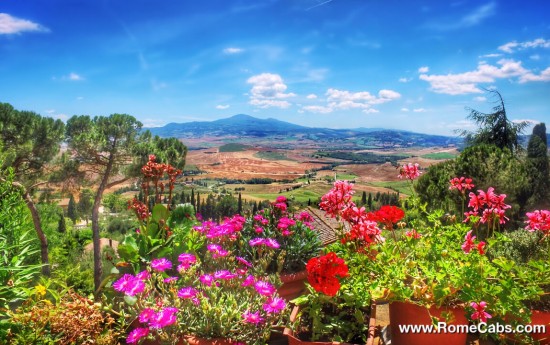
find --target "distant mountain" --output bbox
[146,114,463,148]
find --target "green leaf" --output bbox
[124,295,137,306]
[152,204,169,222]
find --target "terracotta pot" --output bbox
[283,303,377,345]
[506,309,550,345]
[278,270,308,301]
[389,301,468,345]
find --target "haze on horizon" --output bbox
[1,0,549,136]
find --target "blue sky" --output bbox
[1,0,549,135]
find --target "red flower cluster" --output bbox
[525,209,550,236]
[370,205,405,230]
[461,230,486,255]
[449,176,475,193]
[128,197,150,221]
[141,155,182,205]
[306,252,349,297]
[465,187,511,225]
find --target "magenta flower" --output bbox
[151,258,172,272]
[242,275,255,287]
[178,287,199,299]
[207,243,229,258]
[242,310,264,325]
[249,238,265,246]
[214,270,237,280]
[163,276,178,284]
[276,196,287,203]
[236,256,252,268]
[254,226,264,233]
[126,327,149,344]
[139,308,155,323]
[470,301,492,323]
[264,238,280,249]
[477,241,486,255]
[254,281,275,296]
[199,274,214,286]
[320,180,355,218]
[177,253,197,270]
[149,307,178,329]
[461,230,476,254]
[525,209,550,235]
[449,177,475,193]
[263,297,286,314]
[113,274,146,296]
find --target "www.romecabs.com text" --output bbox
[398,322,547,335]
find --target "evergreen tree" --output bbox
[361,191,367,205]
[58,214,66,233]
[526,123,549,207]
[367,193,373,210]
[77,189,93,225]
[238,193,243,215]
[191,189,195,206]
[67,194,77,224]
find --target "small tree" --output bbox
[67,194,77,224]
[526,123,549,207]
[457,90,528,154]
[58,214,67,233]
[78,189,93,225]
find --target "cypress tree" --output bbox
[367,193,373,210]
[238,193,242,215]
[190,189,195,206]
[58,214,67,233]
[67,194,77,224]
[361,191,367,205]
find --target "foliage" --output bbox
[218,143,250,152]
[237,196,322,274]
[77,188,94,224]
[0,168,41,327]
[457,90,528,154]
[67,194,77,224]
[103,193,128,213]
[526,123,549,208]
[7,287,121,345]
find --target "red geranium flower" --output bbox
[372,205,405,230]
[306,252,349,297]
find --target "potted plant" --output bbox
[237,196,322,300]
[112,214,288,345]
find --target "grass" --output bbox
[421,152,457,160]
[254,151,294,161]
[369,180,413,195]
[335,173,358,181]
[219,143,249,152]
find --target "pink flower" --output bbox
[263,297,286,314]
[249,238,265,246]
[151,258,172,272]
[149,307,178,329]
[405,229,421,239]
[177,253,197,270]
[297,211,314,223]
[398,163,421,180]
[139,308,155,323]
[126,327,149,344]
[470,301,492,323]
[178,287,199,299]
[163,276,178,284]
[236,256,252,268]
[253,214,269,225]
[449,177,475,193]
[525,210,550,234]
[214,270,237,280]
[242,275,255,287]
[207,243,229,258]
[320,180,355,218]
[264,238,280,249]
[277,217,296,231]
[254,226,264,233]
[461,230,476,254]
[199,274,214,286]
[113,274,146,296]
[477,241,486,255]
[254,281,275,296]
[242,310,264,325]
[276,196,287,203]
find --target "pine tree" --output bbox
[367,193,373,210]
[67,194,77,224]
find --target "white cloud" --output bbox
[216,104,230,110]
[530,54,541,61]
[419,59,549,95]
[479,53,502,58]
[413,108,426,113]
[399,77,411,83]
[418,66,429,73]
[512,118,539,125]
[499,38,550,53]
[461,2,496,27]
[401,107,410,112]
[474,96,487,102]
[223,47,244,54]
[302,87,401,114]
[69,72,83,81]
[0,13,49,34]
[247,73,295,109]
[306,94,317,99]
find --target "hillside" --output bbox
[147,114,463,150]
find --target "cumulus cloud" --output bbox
[302,87,401,114]
[0,13,49,34]
[306,94,317,99]
[401,107,410,112]
[419,59,550,95]
[498,38,550,53]
[480,53,502,58]
[223,47,244,54]
[418,66,429,73]
[247,73,295,109]
[399,77,411,83]
[216,104,230,110]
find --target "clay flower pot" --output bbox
[389,301,468,345]
[506,308,550,345]
[283,303,377,345]
[278,270,308,301]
